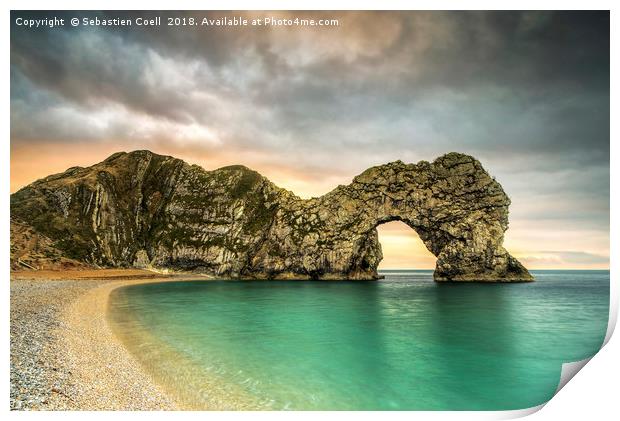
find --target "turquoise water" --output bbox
[108,270,609,410]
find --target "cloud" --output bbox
[10,11,609,266]
[517,251,609,268]
[11,12,609,162]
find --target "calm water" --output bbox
[108,270,609,410]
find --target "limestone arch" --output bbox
[303,153,533,281]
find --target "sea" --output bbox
[107,270,609,410]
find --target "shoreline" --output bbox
[59,277,186,410]
[9,267,534,411]
[10,270,211,410]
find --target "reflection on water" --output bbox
[108,270,609,410]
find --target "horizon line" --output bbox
[378,268,610,271]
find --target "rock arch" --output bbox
[10,150,533,282]
[248,153,532,281]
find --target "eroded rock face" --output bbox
[10,150,533,281]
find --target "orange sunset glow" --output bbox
[10,11,609,269]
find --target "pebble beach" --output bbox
[9,270,194,410]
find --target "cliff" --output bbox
[10,150,533,282]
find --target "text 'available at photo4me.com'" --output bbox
[14,14,341,29]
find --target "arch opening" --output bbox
[376,220,436,271]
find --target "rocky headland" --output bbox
[10,150,532,282]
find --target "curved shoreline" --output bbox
[10,272,212,410]
[59,277,185,410]
[58,274,262,410]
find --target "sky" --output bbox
[10,11,610,269]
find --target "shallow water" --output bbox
[108,270,609,410]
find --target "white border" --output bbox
[3,1,616,420]
[1,0,618,11]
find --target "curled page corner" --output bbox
[554,357,593,395]
[548,300,619,404]
[603,291,618,346]
[494,403,546,420]
[506,357,596,420]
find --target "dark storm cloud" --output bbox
[11,11,609,156]
[10,11,609,248]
